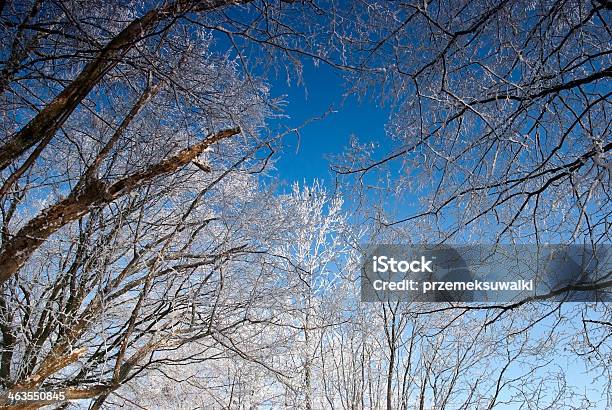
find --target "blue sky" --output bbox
[267,60,389,187]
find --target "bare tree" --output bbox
[2,0,611,408]
[335,0,610,245]
[0,0,352,407]
[334,1,612,406]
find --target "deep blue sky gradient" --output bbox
[267,60,389,187]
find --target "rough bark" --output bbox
[0,0,247,171]
[0,127,240,285]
